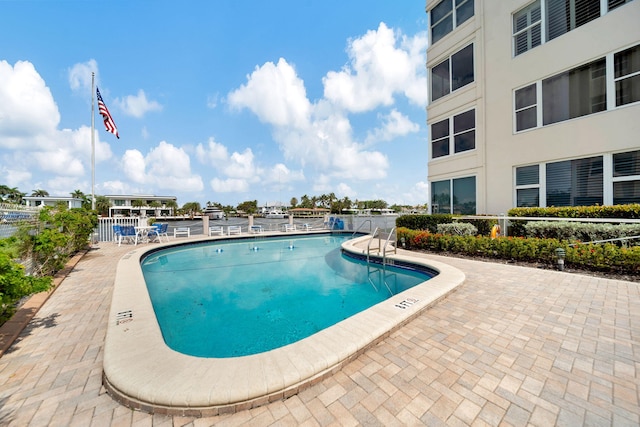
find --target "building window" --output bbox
[515,84,538,131]
[516,151,640,207]
[513,1,542,56]
[454,110,475,153]
[431,109,476,159]
[512,0,634,56]
[547,156,603,206]
[546,0,601,41]
[514,44,639,132]
[430,0,474,45]
[609,0,635,11]
[431,119,450,159]
[542,58,606,125]
[613,150,640,204]
[431,44,474,102]
[515,165,540,207]
[431,176,476,214]
[614,45,640,107]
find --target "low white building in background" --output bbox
[105,195,177,218]
[24,196,84,209]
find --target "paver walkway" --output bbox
[0,239,638,426]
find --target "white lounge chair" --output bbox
[209,226,224,236]
[283,224,296,232]
[174,227,190,238]
[250,225,263,234]
[228,225,242,235]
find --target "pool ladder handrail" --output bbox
[366,227,397,263]
[365,227,398,296]
[352,219,373,238]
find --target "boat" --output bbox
[264,209,288,219]
[203,206,224,220]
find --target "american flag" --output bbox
[96,87,119,139]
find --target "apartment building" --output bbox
[105,194,177,217]
[425,0,640,215]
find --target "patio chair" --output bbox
[174,227,191,238]
[209,226,224,236]
[148,223,169,242]
[114,225,137,246]
[227,225,242,235]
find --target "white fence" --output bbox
[96,217,143,243]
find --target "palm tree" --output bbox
[31,189,49,197]
[70,189,85,199]
[6,187,25,204]
[94,195,111,216]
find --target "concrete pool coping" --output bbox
[102,232,465,416]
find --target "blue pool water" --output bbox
[141,234,433,358]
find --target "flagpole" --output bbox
[91,72,96,211]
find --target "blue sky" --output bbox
[1,1,429,208]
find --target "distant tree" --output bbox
[0,185,24,203]
[290,197,298,208]
[70,189,85,199]
[300,195,312,209]
[132,199,145,208]
[181,202,201,217]
[237,200,258,214]
[94,195,111,216]
[31,189,49,197]
[164,199,178,213]
[71,190,91,209]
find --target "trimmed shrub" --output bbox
[396,214,453,232]
[396,227,639,276]
[525,221,640,245]
[437,222,478,236]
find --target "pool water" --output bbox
[141,235,432,357]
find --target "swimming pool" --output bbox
[103,231,465,416]
[140,235,434,357]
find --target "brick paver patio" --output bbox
[0,239,638,426]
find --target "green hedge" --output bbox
[507,205,640,237]
[396,214,496,236]
[525,221,640,244]
[397,227,640,276]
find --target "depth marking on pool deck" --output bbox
[116,310,133,325]
[394,297,419,309]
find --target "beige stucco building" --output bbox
[426,0,640,215]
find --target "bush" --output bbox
[397,214,454,232]
[507,204,640,236]
[0,251,51,323]
[396,227,639,276]
[525,221,640,245]
[437,222,478,236]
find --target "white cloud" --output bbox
[0,60,60,143]
[122,141,204,192]
[226,22,426,188]
[322,23,428,112]
[0,61,116,196]
[365,109,420,144]
[210,178,249,193]
[207,93,219,109]
[336,182,356,199]
[227,58,311,128]
[68,59,98,92]
[115,89,162,118]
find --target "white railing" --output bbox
[96,217,141,242]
